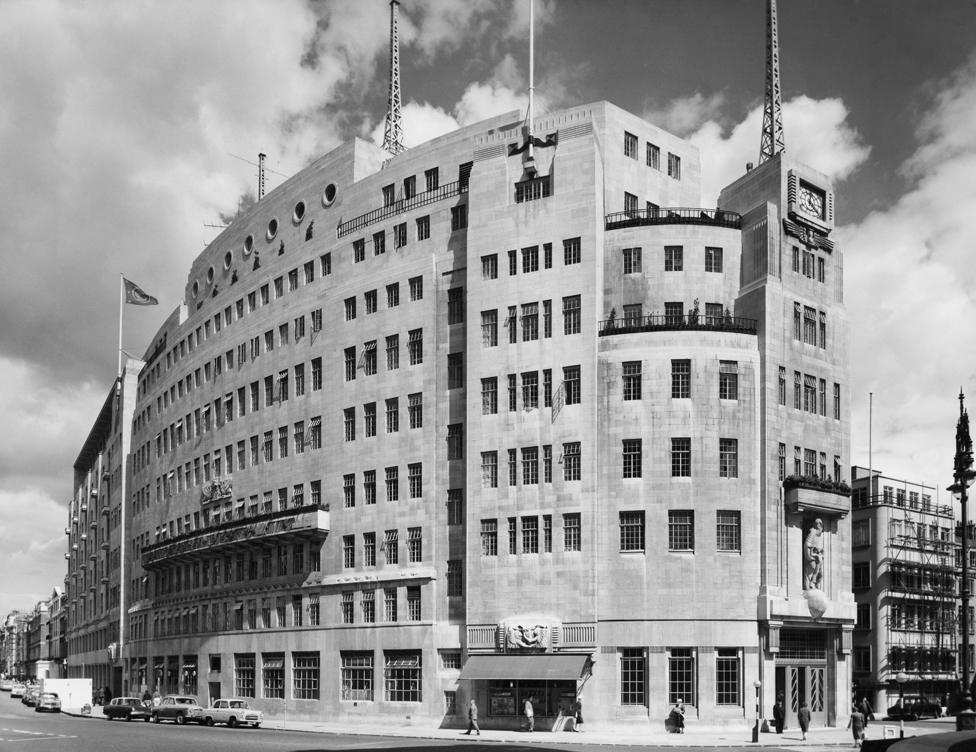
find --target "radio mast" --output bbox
[759,0,785,163]
[382,0,405,155]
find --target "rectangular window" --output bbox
[667,152,681,180]
[834,382,841,419]
[448,352,464,388]
[646,142,660,169]
[508,249,517,276]
[447,488,463,525]
[481,309,498,347]
[408,392,422,428]
[373,230,386,256]
[620,648,646,705]
[514,175,551,202]
[425,167,439,191]
[481,377,498,415]
[778,366,786,405]
[234,654,256,698]
[408,462,422,498]
[293,652,320,700]
[393,222,407,249]
[521,245,539,274]
[521,371,539,410]
[623,247,642,274]
[312,358,322,390]
[623,361,642,400]
[668,510,694,551]
[778,443,786,481]
[563,365,581,405]
[385,466,399,502]
[622,439,642,478]
[406,586,421,620]
[416,214,430,241]
[705,246,723,272]
[343,407,355,441]
[719,361,738,400]
[407,527,422,563]
[804,374,817,413]
[384,651,422,703]
[320,252,332,276]
[364,470,376,505]
[341,652,373,701]
[451,203,467,231]
[384,588,398,622]
[353,239,365,263]
[408,329,423,365]
[363,341,377,375]
[481,519,498,556]
[341,592,354,624]
[619,511,645,552]
[717,511,741,552]
[448,287,464,324]
[386,282,400,308]
[409,275,423,301]
[343,474,355,508]
[719,438,738,478]
[665,245,683,271]
[794,371,802,409]
[386,334,399,370]
[344,297,356,320]
[563,237,581,265]
[671,437,691,477]
[521,446,539,485]
[563,513,581,552]
[363,532,376,567]
[262,653,285,699]
[563,441,581,482]
[508,448,518,486]
[521,516,539,554]
[364,402,376,437]
[562,295,581,335]
[804,306,817,345]
[715,648,741,706]
[481,451,498,489]
[624,131,638,159]
[481,253,498,280]
[671,359,691,398]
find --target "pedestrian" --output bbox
[858,696,872,724]
[523,695,535,732]
[103,685,113,705]
[669,698,686,733]
[848,705,866,747]
[773,694,786,733]
[151,689,161,707]
[141,688,152,707]
[465,698,481,735]
[798,700,811,741]
[574,699,584,732]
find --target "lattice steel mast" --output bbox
[759,0,785,163]
[382,0,405,155]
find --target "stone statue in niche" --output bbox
[803,518,824,590]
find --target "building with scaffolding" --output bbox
[850,467,957,713]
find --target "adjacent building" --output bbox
[850,468,957,712]
[113,94,854,728]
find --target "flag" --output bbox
[123,277,158,306]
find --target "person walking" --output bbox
[669,698,686,733]
[773,694,786,733]
[465,698,481,735]
[848,705,866,747]
[523,696,535,732]
[798,700,811,741]
[573,699,584,732]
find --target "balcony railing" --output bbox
[599,312,757,336]
[336,179,468,238]
[141,505,330,568]
[605,207,741,231]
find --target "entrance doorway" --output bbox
[775,665,827,728]
[208,682,221,706]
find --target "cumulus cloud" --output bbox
[686,95,870,206]
[644,92,728,138]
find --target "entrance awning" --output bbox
[459,654,591,681]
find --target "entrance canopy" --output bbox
[459,654,590,681]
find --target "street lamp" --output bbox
[895,672,908,738]
[752,679,762,743]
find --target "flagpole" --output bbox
[118,274,124,378]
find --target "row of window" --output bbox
[618,510,742,553]
[480,237,583,278]
[623,360,739,402]
[792,302,829,348]
[344,332,424,378]
[620,245,723,274]
[343,276,423,319]
[479,441,582,488]
[480,296,582,346]
[139,252,335,399]
[341,462,424,504]
[776,366,842,419]
[340,527,426,568]
[619,646,742,708]
[776,443,843,484]
[791,245,828,284]
[479,513,582,555]
[479,366,582,416]
[623,131,682,180]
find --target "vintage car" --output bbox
[201,697,263,728]
[0,679,12,691]
[10,682,26,698]
[22,687,41,706]
[150,694,204,724]
[104,696,152,721]
[35,692,61,713]
[886,695,942,720]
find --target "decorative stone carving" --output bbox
[803,518,824,591]
[499,615,560,651]
[201,479,233,504]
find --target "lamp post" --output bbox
[752,679,762,743]
[895,672,908,738]
[948,390,975,731]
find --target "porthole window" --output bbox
[191,281,200,298]
[322,183,337,207]
[223,251,233,270]
[243,235,254,256]
[207,266,215,284]
[293,200,306,223]
[266,217,279,240]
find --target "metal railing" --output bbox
[605,207,741,230]
[598,312,757,336]
[337,179,468,238]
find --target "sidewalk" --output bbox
[61,705,952,748]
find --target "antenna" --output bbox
[258,152,267,200]
[522,0,537,174]
[382,0,405,155]
[759,0,785,164]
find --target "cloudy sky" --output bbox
[1,0,975,618]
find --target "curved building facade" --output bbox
[120,100,853,728]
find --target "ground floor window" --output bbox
[234,653,255,698]
[341,651,373,701]
[487,679,576,717]
[384,651,422,702]
[668,648,696,705]
[715,648,741,706]
[620,648,646,705]
[262,653,284,699]
[293,652,320,700]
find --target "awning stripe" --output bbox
[458,654,590,681]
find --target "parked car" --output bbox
[887,695,942,720]
[151,695,204,725]
[0,679,12,691]
[104,696,151,722]
[35,692,61,713]
[10,683,26,698]
[200,698,263,728]
[22,687,40,707]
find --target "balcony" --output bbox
[784,476,852,518]
[605,207,742,231]
[141,505,330,568]
[336,179,468,238]
[599,312,757,337]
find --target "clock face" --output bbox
[798,183,825,219]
